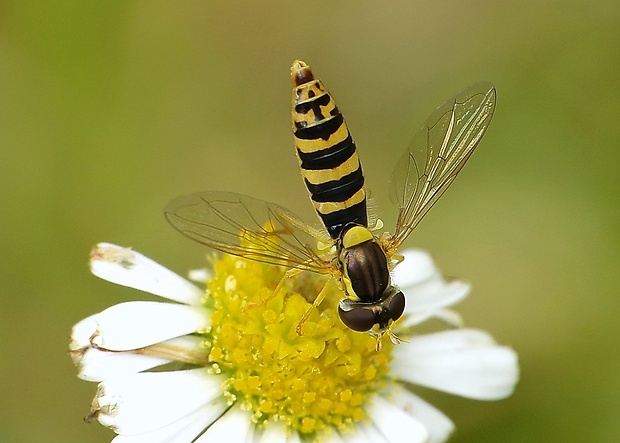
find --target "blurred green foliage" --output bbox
[1,1,618,442]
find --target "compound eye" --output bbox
[387,291,406,322]
[338,304,377,332]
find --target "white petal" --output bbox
[399,303,466,331]
[90,243,203,305]
[95,368,225,434]
[70,314,99,350]
[426,309,463,328]
[75,336,206,381]
[391,249,469,326]
[392,249,438,287]
[76,348,169,382]
[390,385,454,443]
[111,399,228,443]
[254,422,288,443]
[337,431,362,443]
[392,329,519,400]
[368,395,429,443]
[188,268,210,283]
[286,432,302,443]
[323,431,346,443]
[90,301,210,350]
[194,404,253,442]
[353,423,389,443]
[401,279,470,322]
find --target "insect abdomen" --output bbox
[291,60,367,239]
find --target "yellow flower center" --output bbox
[203,252,393,438]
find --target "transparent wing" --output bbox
[164,191,333,273]
[386,82,496,252]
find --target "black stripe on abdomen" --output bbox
[294,114,344,141]
[294,93,331,119]
[305,168,364,203]
[297,135,356,170]
[319,200,368,239]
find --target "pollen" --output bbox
[203,250,393,438]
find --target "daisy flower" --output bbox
[70,243,518,443]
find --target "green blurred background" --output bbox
[1,1,618,442]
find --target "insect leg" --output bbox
[243,267,303,311]
[390,253,404,269]
[370,327,405,352]
[295,278,338,336]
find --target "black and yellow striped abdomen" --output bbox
[291,60,367,239]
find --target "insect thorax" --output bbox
[339,226,389,303]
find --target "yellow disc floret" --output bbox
[202,243,393,439]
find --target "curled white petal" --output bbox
[392,329,519,400]
[390,385,454,443]
[90,301,210,351]
[90,243,203,305]
[71,314,167,380]
[70,314,99,350]
[111,398,228,443]
[368,395,429,443]
[194,404,253,442]
[75,348,168,382]
[74,336,206,381]
[95,368,225,435]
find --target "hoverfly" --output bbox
[165,60,496,348]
